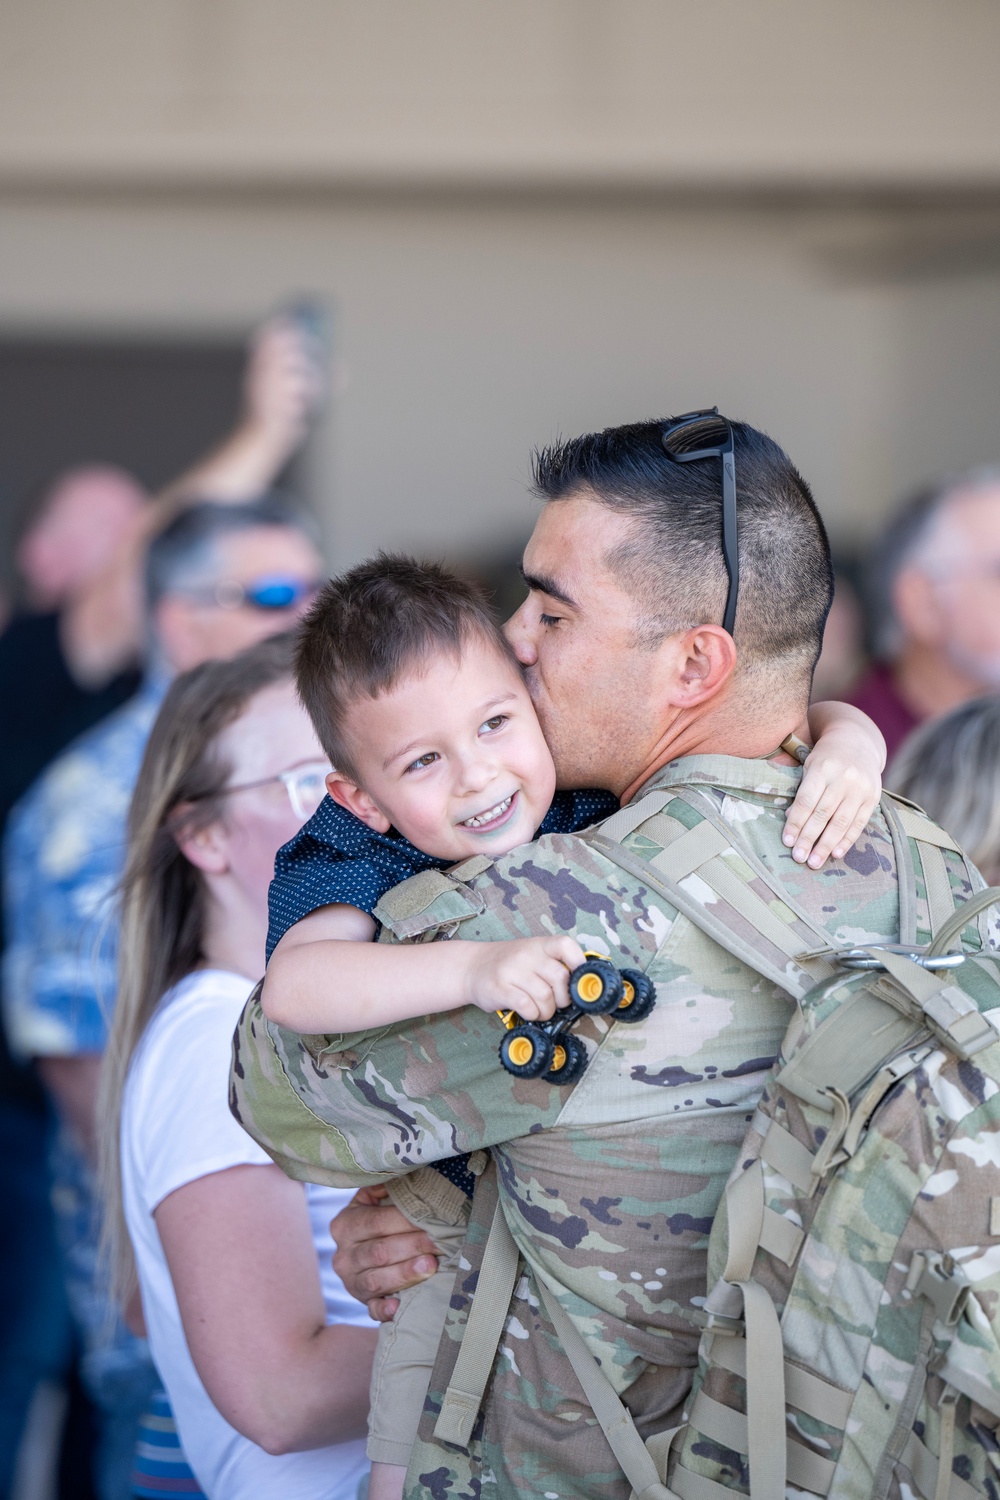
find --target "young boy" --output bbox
[261,553,885,1500]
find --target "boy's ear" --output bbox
[326,770,392,834]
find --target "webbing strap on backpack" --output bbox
[535,1276,680,1500]
[584,790,841,1002]
[882,792,984,944]
[434,1191,522,1448]
[439,1193,683,1499]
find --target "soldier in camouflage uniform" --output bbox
[231,413,898,1499]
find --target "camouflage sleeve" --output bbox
[229,976,569,1188]
[229,843,668,1188]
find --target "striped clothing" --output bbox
[131,1389,205,1498]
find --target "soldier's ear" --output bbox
[673,625,736,704]
[326,770,392,834]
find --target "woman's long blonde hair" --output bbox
[100,631,296,1303]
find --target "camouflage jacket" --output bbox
[230,754,923,1500]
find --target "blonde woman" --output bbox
[101,633,376,1500]
[889,693,1000,884]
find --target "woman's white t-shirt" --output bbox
[121,968,374,1500]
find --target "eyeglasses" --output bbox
[212,758,331,820]
[661,407,739,636]
[188,575,323,612]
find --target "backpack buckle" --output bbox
[696,1278,744,1336]
[907,1251,971,1326]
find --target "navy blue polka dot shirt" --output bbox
[266,786,619,1196]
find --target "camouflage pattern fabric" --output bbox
[663,844,1000,1498]
[672,1003,1000,1500]
[230,754,948,1500]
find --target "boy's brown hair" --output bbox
[295,552,515,778]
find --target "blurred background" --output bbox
[4,4,1000,1498]
[2,0,1000,584]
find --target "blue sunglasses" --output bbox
[201,575,323,612]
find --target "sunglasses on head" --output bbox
[196,575,323,612]
[661,407,739,637]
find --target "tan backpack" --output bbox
[435,787,1000,1500]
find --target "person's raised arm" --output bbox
[61,316,324,687]
[261,902,585,1034]
[155,1162,374,1454]
[158,315,325,507]
[781,701,887,869]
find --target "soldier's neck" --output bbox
[617,696,803,807]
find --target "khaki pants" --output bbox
[366,1168,471,1466]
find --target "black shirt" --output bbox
[0,612,140,1108]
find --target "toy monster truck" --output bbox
[498,952,656,1086]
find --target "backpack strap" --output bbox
[584,788,840,1001]
[909,826,960,940]
[880,795,925,946]
[435,1191,682,1499]
[535,1278,680,1500]
[882,792,985,947]
[433,1186,522,1449]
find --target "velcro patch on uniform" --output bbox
[374,869,486,938]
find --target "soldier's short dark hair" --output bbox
[295,553,514,777]
[533,417,833,686]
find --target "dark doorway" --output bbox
[0,336,250,590]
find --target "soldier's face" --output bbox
[506,492,675,796]
[328,632,557,861]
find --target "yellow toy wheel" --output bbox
[499,1024,554,1079]
[569,957,624,1015]
[542,1032,588,1085]
[616,969,657,1023]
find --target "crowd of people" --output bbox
[1,335,1000,1500]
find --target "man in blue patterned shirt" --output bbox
[2,497,323,1500]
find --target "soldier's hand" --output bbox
[783,727,883,869]
[330,1185,438,1322]
[465,935,586,1020]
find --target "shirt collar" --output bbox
[630,753,803,805]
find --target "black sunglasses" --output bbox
[661,407,738,636]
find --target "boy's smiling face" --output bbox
[326,631,557,862]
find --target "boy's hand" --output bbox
[465,935,586,1021]
[782,728,882,869]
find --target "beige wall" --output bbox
[3,1,1000,190]
[2,2,1000,568]
[4,191,1000,567]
